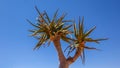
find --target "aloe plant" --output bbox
[28,7,107,68]
[65,17,107,64]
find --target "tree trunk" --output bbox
[53,34,82,68]
[59,62,69,68]
[53,35,70,68]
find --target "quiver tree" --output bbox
[27,7,107,68]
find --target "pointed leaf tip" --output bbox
[35,6,41,15]
[26,19,39,28]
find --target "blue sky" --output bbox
[0,0,120,68]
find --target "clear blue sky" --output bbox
[0,0,120,68]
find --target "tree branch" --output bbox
[53,35,66,63]
[67,49,81,65]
